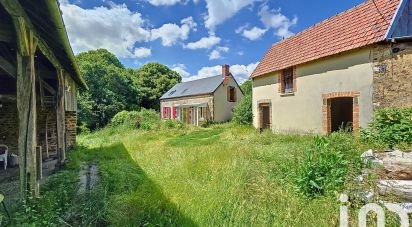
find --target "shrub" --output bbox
[111,111,140,128]
[232,94,252,125]
[110,109,160,130]
[361,108,412,148]
[162,119,185,129]
[138,109,161,130]
[294,133,356,198]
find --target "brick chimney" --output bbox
[222,64,230,85]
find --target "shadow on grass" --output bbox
[69,143,198,227]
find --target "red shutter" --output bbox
[162,107,165,119]
[173,107,177,119]
[168,107,171,119]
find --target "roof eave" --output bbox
[46,0,88,90]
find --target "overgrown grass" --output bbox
[8,124,400,226]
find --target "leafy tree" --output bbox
[233,80,253,125]
[76,49,141,130]
[240,80,252,95]
[133,63,181,110]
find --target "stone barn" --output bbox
[0,0,87,198]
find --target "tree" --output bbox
[76,49,141,130]
[133,63,181,110]
[233,80,253,125]
[240,80,252,95]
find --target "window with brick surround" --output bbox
[279,67,296,94]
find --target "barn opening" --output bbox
[330,97,353,132]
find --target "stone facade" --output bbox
[37,107,58,156]
[161,95,215,119]
[0,102,18,155]
[65,111,77,148]
[373,43,412,109]
[0,102,60,157]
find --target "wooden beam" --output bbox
[15,20,39,199]
[40,78,56,96]
[0,0,63,69]
[0,56,16,77]
[0,94,16,101]
[56,69,66,165]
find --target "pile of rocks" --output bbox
[360,149,412,211]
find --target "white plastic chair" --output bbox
[0,145,7,170]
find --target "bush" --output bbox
[294,133,356,198]
[232,94,252,125]
[111,111,140,128]
[138,109,161,130]
[162,119,185,129]
[361,108,412,148]
[110,109,160,130]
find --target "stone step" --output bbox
[377,180,412,202]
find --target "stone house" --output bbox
[251,0,412,134]
[160,65,243,125]
[0,0,87,197]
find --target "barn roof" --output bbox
[160,75,224,100]
[251,0,401,79]
[15,0,87,89]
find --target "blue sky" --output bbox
[60,0,364,83]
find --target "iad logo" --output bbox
[339,194,410,227]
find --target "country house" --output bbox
[160,65,243,125]
[251,0,412,134]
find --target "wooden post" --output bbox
[56,70,66,165]
[15,18,39,198]
[36,146,42,180]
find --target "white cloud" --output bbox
[61,2,198,58]
[204,0,256,32]
[60,2,151,58]
[133,47,152,58]
[146,0,183,6]
[230,62,259,83]
[171,64,191,78]
[184,36,221,50]
[151,17,197,46]
[241,27,267,40]
[185,62,259,83]
[209,46,229,60]
[258,4,297,38]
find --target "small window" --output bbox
[280,67,296,94]
[169,90,176,96]
[227,86,236,102]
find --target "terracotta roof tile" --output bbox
[251,0,401,78]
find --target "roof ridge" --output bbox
[274,0,372,46]
[251,0,400,78]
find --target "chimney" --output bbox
[222,64,230,85]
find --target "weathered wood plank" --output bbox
[56,69,66,165]
[0,0,62,69]
[15,18,39,198]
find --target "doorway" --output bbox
[259,104,271,130]
[330,97,353,132]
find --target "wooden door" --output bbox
[260,105,271,129]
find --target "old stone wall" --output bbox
[0,102,18,155]
[373,43,412,108]
[37,107,58,156]
[65,111,77,148]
